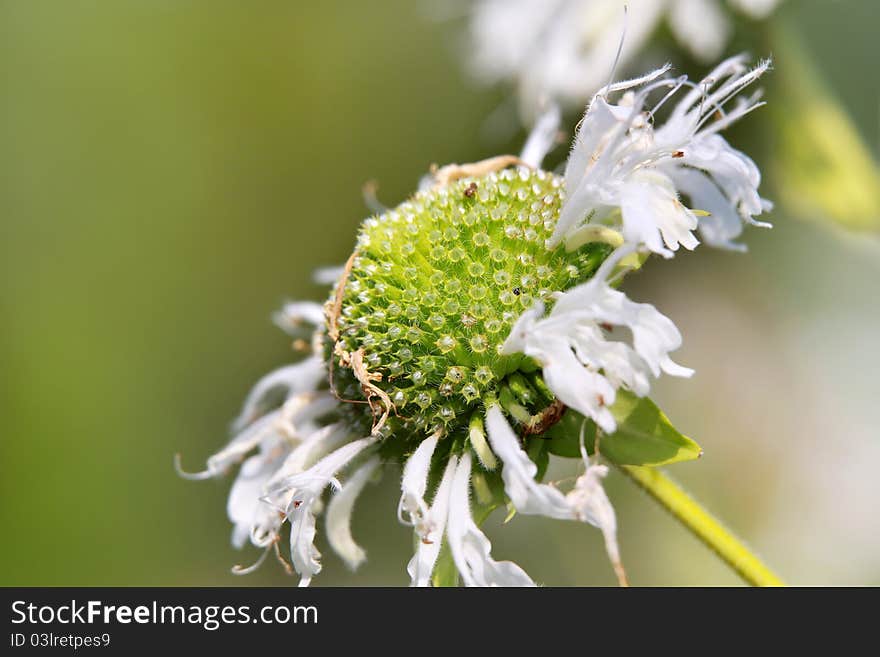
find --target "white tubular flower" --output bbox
[267,437,378,587]
[502,248,691,434]
[407,455,458,587]
[485,405,572,519]
[326,456,381,571]
[398,432,440,535]
[466,0,782,115]
[446,453,536,587]
[550,56,770,254]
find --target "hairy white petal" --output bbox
[407,455,458,587]
[326,456,381,571]
[446,453,536,587]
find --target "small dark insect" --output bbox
[464,182,478,198]
[672,150,685,158]
[512,287,521,296]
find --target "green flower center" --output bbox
[327,167,610,440]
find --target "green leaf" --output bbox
[545,390,701,466]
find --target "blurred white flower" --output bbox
[467,0,782,116]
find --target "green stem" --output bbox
[619,465,784,587]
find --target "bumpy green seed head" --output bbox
[327,167,611,442]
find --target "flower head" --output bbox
[179,57,770,586]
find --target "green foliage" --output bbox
[770,26,880,233]
[544,391,702,466]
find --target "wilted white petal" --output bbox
[326,456,381,571]
[272,436,378,586]
[407,455,458,587]
[227,438,288,549]
[446,452,536,587]
[485,406,573,518]
[233,356,325,431]
[566,446,626,586]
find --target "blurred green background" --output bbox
[2,0,878,586]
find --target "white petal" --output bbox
[446,452,536,587]
[407,455,458,587]
[268,422,348,487]
[290,499,320,587]
[670,166,746,250]
[326,456,381,571]
[226,440,287,549]
[272,302,325,334]
[485,406,573,519]
[620,171,699,257]
[566,461,625,584]
[519,102,560,169]
[500,301,543,355]
[232,357,325,431]
[273,436,378,585]
[398,433,439,532]
[537,335,617,433]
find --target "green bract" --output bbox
[328,167,611,440]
